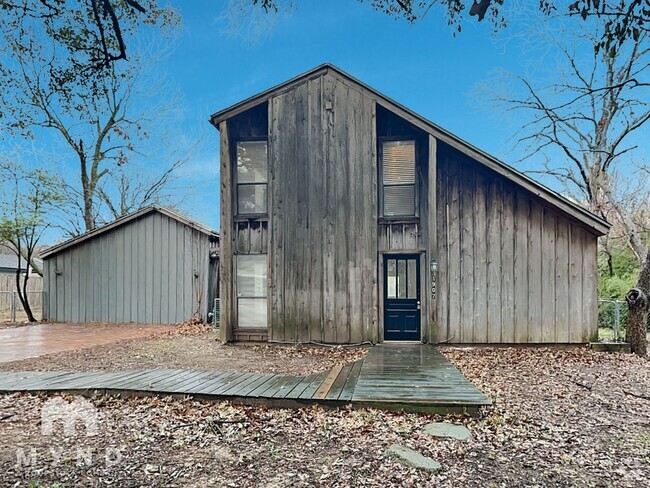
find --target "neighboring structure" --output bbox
[42,206,219,324]
[0,254,42,275]
[211,63,610,344]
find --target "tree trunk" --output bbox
[626,251,649,357]
[15,268,36,323]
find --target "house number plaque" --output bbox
[430,260,438,300]
[431,272,436,299]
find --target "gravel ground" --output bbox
[0,346,648,487]
[0,330,369,376]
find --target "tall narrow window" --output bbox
[237,141,268,215]
[382,140,415,217]
[237,255,267,329]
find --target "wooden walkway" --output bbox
[0,344,490,413]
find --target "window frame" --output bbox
[235,254,268,331]
[234,137,269,218]
[378,137,419,220]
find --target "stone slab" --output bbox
[423,422,471,441]
[387,444,442,473]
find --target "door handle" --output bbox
[416,301,421,310]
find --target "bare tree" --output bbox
[97,145,197,221]
[499,22,649,354]
[0,161,62,322]
[1,6,190,235]
[0,0,177,77]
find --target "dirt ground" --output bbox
[0,330,369,376]
[0,346,648,487]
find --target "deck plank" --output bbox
[225,373,275,397]
[253,375,291,398]
[313,364,344,400]
[283,374,317,400]
[271,376,304,399]
[325,362,354,401]
[298,371,329,400]
[338,360,363,401]
[218,373,259,396]
[205,372,253,396]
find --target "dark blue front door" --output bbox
[384,255,421,341]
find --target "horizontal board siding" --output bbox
[268,73,378,343]
[436,145,599,343]
[43,212,211,325]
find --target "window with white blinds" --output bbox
[237,141,268,215]
[236,255,267,329]
[382,140,416,217]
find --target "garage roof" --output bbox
[41,206,218,259]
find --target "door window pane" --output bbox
[397,260,407,299]
[387,259,397,298]
[407,259,417,299]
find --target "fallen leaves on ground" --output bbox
[157,318,214,337]
[0,347,648,487]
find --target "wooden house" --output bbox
[211,64,609,344]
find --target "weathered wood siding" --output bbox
[267,73,378,343]
[43,211,211,324]
[219,70,601,344]
[435,144,598,343]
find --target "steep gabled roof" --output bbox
[41,206,218,259]
[210,63,610,236]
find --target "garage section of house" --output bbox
[42,206,219,325]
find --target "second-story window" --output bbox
[382,140,416,217]
[237,140,268,215]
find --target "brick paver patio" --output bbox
[0,323,173,363]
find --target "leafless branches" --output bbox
[496,17,650,323]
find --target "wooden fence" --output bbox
[0,274,43,322]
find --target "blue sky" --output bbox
[18,0,646,243]
[161,0,540,232]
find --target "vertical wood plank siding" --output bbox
[221,71,601,344]
[43,212,211,325]
[435,145,599,343]
[266,73,378,343]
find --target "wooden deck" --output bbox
[0,344,490,413]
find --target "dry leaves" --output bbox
[157,318,214,337]
[0,347,648,487]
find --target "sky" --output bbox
[9,0,648,243]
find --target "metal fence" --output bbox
[0,290,43,322]
[597,299,627,341]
